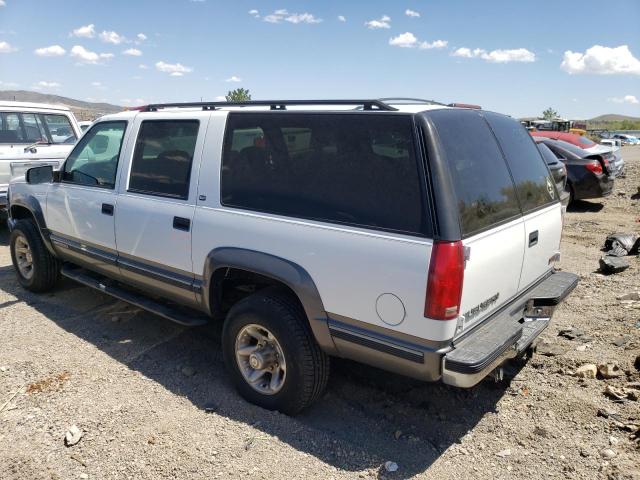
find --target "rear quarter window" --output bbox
[220,113,429,236]
[484,112,556,213]
[429,110,521,237]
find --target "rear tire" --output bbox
[10,219,60,292]
[222,288,330,415]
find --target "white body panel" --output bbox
[459,218,525,332]
[519,204,562,290]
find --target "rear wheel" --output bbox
[10,219,60,292]
[222,288,330,415]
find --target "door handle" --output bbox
[101,203,114,216]
[529,230,539,247]
[173,216,191,232]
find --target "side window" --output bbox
[63,121,127,188]
[43,114,77,144]
[128,120,199,200]
[484,112,556,213]
[429,110,521,237]
[220,113,428,235]
[21,113,48,143]
[0,112,25,143]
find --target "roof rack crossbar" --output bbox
[140,99,398,112]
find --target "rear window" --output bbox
[429,110,520,236]
[484,112,556,213]
[220,113,429,236]
[536,142,559,165]
[128,120,199,199]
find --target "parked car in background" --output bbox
[611,133,640,145]
[0,101,80,209]
[600,139,622,149]
[533,137,614,203]
[532,131,624,177]
[536,142,570,210]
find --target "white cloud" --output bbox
[262,9,322,24]
[99,30,126,45]
[405,9,420,18]
[121,98,145,105]
[226,75,242,82]
[34,81,61,89]
[365,15,390,29]
[389,33,447,50]
[34,45,66,57]
[248,9,259,18]
[155,61,193,76]
[136,33,147,42]
[420,40,448,50]
[609,95,639,104]
[452,47,535,63]
[123,48,142,56]
[561,45,640,75]
[338,15,346,22]
[70,45,113,64]
[0,1,6,7]
[91,81,102,87]
[71,24,95,38]
[389,32,418,48]
[139,64,148,69]
[0,80,19,88]
[0,41,17,53]
[215,95,227,101]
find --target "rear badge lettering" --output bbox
[463,292,500,321]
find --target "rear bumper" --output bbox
[442,271,579,387]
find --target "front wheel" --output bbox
[10,219,60,292]
[222,288,330,415]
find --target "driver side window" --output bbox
[63,121,126,188]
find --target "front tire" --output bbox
[222,288,330,415]
[10,219,60,292]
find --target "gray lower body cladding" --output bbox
[327,271,579,386]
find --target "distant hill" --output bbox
[588,113,640,123]
[0,90,122,120]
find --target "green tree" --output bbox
[542,107,558,120]
[225,88,252,102]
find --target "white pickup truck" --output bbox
[7,99,578,414]
[0,101,80,209]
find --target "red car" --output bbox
[531,131,596,148]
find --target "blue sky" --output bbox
[1,0,639,119]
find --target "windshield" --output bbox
[0,111,77,145]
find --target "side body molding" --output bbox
[9,192,56,255]
[201,247,338,355]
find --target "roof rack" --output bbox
[140,99,398,112]
[378,97,446,106]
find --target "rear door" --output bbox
[428,110,526,332]
[114,113,209,307]
[484,112,561,291]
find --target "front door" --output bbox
[46,120,128,276]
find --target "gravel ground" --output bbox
[0,147,638,480]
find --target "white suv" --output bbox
[7,99,578,414]
[0,101,81,209]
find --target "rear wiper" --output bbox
[23,140,52,153]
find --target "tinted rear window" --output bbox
[220,113,428,235]
[536,142,559,165]
[429,110,520,236]
[484,112,556,213]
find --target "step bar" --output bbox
[61,265,209,327]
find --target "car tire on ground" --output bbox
[10,219,60,292]
[222,287,330,415]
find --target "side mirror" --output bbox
[25,165,54,184]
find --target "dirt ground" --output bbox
[0,148,638,480]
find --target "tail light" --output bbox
[585,161,603,175]
[424,241,464,320]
